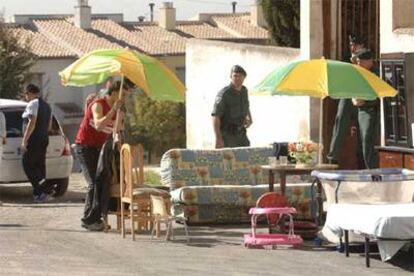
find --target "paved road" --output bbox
[0,174,412,275]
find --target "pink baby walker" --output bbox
[244,192,303,249]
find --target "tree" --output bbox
[123,92,186,162]
[0,22,36,99]
[262,0,300,48]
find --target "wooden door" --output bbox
[322,0,380,169]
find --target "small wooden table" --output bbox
[261,163,338,194]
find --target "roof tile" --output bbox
[32,18,119,56]
[8,26,74,58]
[211,13,268,39]
[8,12,269,58]
[175,21,235,39]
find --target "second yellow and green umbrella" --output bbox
[253,58,396,99]
[253,58,397,164]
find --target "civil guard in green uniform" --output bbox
[212,65,252,148]
[352,48,380,169]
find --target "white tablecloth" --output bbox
[325,203,414,261]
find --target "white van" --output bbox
[0,99,73,196]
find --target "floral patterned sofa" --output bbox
[160,147,315,224]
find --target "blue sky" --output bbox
[2,0,253,21]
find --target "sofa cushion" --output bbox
[161,147,274,189]
[171,184,269,206]
[171,183,314,219]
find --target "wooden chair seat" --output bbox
[132,187,170,198]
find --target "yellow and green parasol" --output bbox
[253,58,396,99]
[253,58,397,164]
[59,48,185,102]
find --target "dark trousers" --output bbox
[328,99,363,167]
[22,140,48,196]
[358,106,380,169]
[222,129,250,148]
[73,144,101,224]
[328,99,357,160]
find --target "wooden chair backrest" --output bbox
[120,143,145,198]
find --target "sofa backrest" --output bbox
[160,147,273,190]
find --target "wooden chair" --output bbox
[120,143,170,241]
[150,195,189,243]
[120,143,150,240]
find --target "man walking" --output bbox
[21,84,52,203]
[212,65,252,148]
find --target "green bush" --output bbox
[143,170,161,186]
[123,92,185,162]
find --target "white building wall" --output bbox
[186,39,305,149]
[380,0,414,53]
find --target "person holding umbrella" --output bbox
[212,65,252,148]
[327,34,365,165]
[73,80,128,231]
[352,48,380,169]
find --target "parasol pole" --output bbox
[119,75,125,99]
[113,75,125,144]
[318,98,323,165]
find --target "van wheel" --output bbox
[47,178,69,197]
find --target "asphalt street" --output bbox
[0,173,412,276]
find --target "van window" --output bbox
[4,110,23,138]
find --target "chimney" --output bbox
[251,0,267,27]
[138,16,145,22]
[159,2,175,30]
[149,3,155,22]
[232,1,237,14]
[74,0,91,29]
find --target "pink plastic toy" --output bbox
[244,207,303,249]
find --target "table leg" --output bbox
[344,230,349,257]
[365,236,370,268]
[268,170,274,192]
[280,171,286,196]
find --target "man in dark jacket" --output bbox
[327,34,365,164]
[352,48,380,168]
[212,65,252,148]
[21,84,52,203]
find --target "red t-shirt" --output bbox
[75,98,115,147]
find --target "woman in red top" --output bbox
[73,80,127,231]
